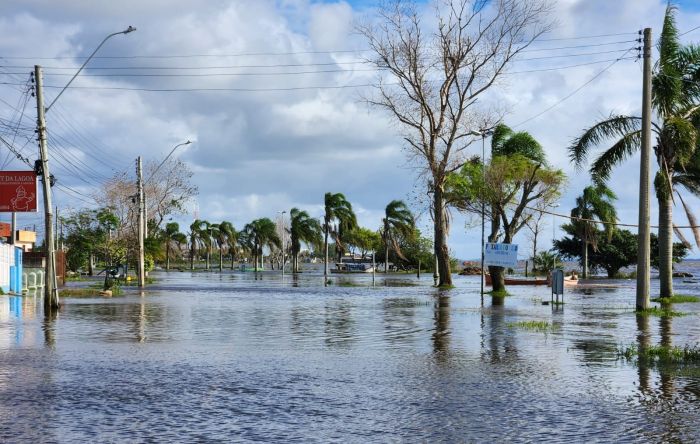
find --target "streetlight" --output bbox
[46,26,137,112]
[142,140,192,241]
[35,26,136,310]
[468,129,493,302]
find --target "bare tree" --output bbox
[359,0,552,286]
[524,205,548,273]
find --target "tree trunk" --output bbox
[582,241,589,278]
[231,250,235,270]
[433,187,452,286]
[384,235,389,274]
[166,242,170,271]
[88,253,94,276]
[489,266,506,293]
[219,249,223,271]
[324,225,329,280]
[190,241,195,271]
[658,194,674,298]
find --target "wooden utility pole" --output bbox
[10,212,15,245]
[34,65,59,310]
[137,157,145,288]
[636,28,652,311]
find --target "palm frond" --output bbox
[568,115,641,169]
[677,192,700,247]
[590,130,642,183]
[673,224,693,249]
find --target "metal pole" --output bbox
[137,157,145,288]
[480,135,486,302]
[34,65,59,310]
[636,28,652,311]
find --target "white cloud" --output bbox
[1,0,699,258]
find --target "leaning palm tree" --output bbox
[189,219,206,271]
[200,220,213,270]
[382,200,415,273]
[163,222,186,271]
[323,192,357,279]
[289,208,323,273]
[243,218,282,277]
[569,4,700,297]
[570,185,617,278]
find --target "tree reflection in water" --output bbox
[432,292,450,357]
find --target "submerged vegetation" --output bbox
[507,320,556,332]
[618,344,700,365]
[651,295,700,304]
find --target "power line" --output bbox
[680,24,700,36]
[533,32,638,42]
[526,204,700,229]
[519,39,638,53]
[513,48,635,128]
[13,83,375,93]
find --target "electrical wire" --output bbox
[512,48,635,128]
[525,204,700,229]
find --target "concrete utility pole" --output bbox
[34,65,59,311]
[137,157,145,288]
[10,212,15,245]
[636,27,652,311]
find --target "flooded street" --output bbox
[1,271,699,442]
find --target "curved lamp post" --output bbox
[36,26,135,310]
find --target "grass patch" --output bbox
[487,289,510,297]
[651,295,700,304]
[437,284,455,290]
[507,320,555,332]
[618,344,700,365]
[637,307,688,317]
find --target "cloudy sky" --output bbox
[1,0,699,259]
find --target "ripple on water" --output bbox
[0,271,698,442]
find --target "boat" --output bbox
[330,262,375,273]
[484,274,548,286]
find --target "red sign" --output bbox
[0,171,38,212]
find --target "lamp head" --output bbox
[123,26,136,34]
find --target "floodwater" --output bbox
[1,270,699,443]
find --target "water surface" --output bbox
[1,271,699,442]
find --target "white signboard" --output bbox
[484,243,519,267]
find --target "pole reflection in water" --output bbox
[43,309,58,349]
[432,291,450,356]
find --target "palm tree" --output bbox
[189,219,206,271]
[216,221,237,271]
[323,192,357,279]
[382,200,415,273]
[289,208,323,273]
[200,220,213,270]
[569,4,700,297]
[163,222,186,271]
[570,185,618,278]
[242,218,281,277]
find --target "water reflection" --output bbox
[432,292,450,356]
[323,300,356,348]
[636,313,651,393]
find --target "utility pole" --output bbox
[137,157,145,288]
[10,212,15,245]
[55,206,59,251]
[34,65,59,311]
[636,28,652,311]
